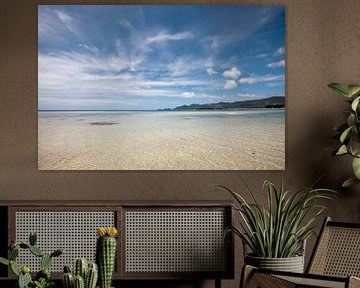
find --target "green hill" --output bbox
[168,96,285,111]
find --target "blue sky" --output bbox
[38,5,285,110]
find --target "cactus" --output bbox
[0,232,64,288]
[64,265,72,273]
[96,227,118,288]
[35,268,51,282]
[0,257,9,266]
[74,258,88,279]
[9,246,19,260]
[29,245,44,257]
[18,270,32,288]
[41,253,52,270]
[29,232,37,246]
[51,248,64,258]
[85,263,98,288]
[10,260,20,276]
[63,272,74,288]
[63,260,98,288]
[74,275,85,288]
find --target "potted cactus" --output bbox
[0,232,64,288]
[96,227,118,288]
[62,258,98,288]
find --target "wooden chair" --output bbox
[241,217,360,288]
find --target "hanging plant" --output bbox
[328,83,360,187]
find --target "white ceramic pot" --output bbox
[245,254,305,273]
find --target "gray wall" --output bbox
[1,0,360,287]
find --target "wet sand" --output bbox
[38,110,285,170]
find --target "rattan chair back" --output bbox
[307,217,360,278]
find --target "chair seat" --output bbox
[243,266,360,288]
[277,274,346,288]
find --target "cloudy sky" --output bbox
[38,5,285,110]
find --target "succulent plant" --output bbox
[0,232,63,288]
[63,260,98,288]
[96,227,118,288]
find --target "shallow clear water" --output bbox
[38,109,285,170]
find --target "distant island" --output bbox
[159,96,285,111]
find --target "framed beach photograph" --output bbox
[38,4,285,170]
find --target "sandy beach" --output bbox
[38,109,285,170]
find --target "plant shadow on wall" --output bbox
[219,178,335,273]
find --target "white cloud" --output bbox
[223,67,241,79]
[206,67,217,76]
[38,52,212,108]
[255,53,269,59]
[38,8,79,40]
[224,80,237,90]
[239,74,284,85]
[274,47,285,55]
[239,77,258,85]
[145,31,193,45]
[55,10,77,35]
[167,56,214,77]
[168,57,192,77]
[209,36,221,52]
[181,91,196,98]
[78,43,99,53]
[267,60,285,68]
[118,19,133,29]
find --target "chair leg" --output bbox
[240,265,296,288]
[240,265,255,288]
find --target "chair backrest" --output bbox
[307,217,360,277]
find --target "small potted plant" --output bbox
[0,232,63,288]
[62,258,98,288]
[328,83,360,187]
[221,179,334,273]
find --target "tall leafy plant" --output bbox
[328,83,360,187]
[222,180,334,258]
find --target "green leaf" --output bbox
[347,114,356,128]
[350,135,360,157]
[328,83,350,97]
[347,85,360,97]
[336,144,348,155]
[340,126,353,143]
[352,96,360,111]
[352,157,360,179]
[342,177,360,188]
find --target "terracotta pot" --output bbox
[245,254,304,273]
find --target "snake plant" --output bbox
[222,179,334,258]
[328,83,360,187]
